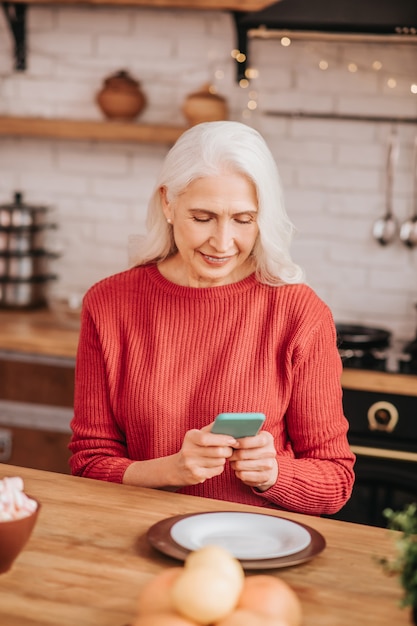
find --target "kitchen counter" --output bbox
[1,309,416,394]
[0,463,411,626]
[0,308,79,360]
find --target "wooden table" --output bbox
[0,465,412,626]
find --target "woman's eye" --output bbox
[192,216,211,223]
[235,217,253,225]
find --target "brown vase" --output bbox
[96,70,146,121]
[182,83,228,127]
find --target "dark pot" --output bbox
[335,323,391,350]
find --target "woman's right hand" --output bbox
[174,425,237,486]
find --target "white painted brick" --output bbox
[272,138,334,164]
[132,8,205,36]
[30,32,94,57]
[0,140,54,169]
[370,264,417,291]
[336,143,384,167]
[96,33,172,60]
[56,7,131,33]
[338,94,417,117]
[27,7,56,30]
[21,171,89,196]
[298,165,380,191]
[325,192,380,217]
[261,90,334,113]
[289,118,377,141]
[90,175,143,201]
[57,147,130,176]
[296,67,379,95]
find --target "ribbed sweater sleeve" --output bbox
[69,265,355,516]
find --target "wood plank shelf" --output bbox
[0,116,186,144]
[10,0,274,9]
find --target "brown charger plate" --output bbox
[147,511,326,570]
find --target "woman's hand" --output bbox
[173,425,237,486]
[229,431,278,492]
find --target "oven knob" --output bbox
[367,401,399,432]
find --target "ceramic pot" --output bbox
[182,83,228,127]
[96,70,146,121]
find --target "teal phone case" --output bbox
[211,412,266,438]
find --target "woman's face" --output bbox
[160,172,259,287]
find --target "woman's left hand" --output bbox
[229,431,278,492]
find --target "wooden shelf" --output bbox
[0,116,186,144]
[10,0,274,9]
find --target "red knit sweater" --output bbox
[69,264,355,515]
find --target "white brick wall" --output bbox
[0,6,416,343]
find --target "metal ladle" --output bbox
[400,135,417,249]
[372,131,399,246]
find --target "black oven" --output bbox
[328,386,417,527]
[325,323,417,528]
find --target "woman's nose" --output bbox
[210,222,233,251]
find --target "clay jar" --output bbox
[96,70,146,121]
[182,83,228,127]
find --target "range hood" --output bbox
[237,0,417,37]
[232,0,417,81]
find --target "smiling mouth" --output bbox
[201,253,233,265]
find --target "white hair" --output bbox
[131,121,304,285]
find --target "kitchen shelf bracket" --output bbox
[232,11,249,83]
[2,1,27,71]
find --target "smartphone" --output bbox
[211,412,266,438]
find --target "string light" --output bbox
[231,39,417,114]
[230,50,246,63]
[274,42,416,94]
[245,68,259,79]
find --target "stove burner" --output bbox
[339,348,388,372]
[336,323,417,375]
[336,323,391,372]
[398,355,417,375]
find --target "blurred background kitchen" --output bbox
[0,1,416,526]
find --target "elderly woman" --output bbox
[69,121,355,516]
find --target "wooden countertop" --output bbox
[1,309,416,394]
[0,464,410,626]
[0,308,79,360]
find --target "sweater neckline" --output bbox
[144,263,259,299]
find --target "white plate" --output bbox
[170,511,311,560]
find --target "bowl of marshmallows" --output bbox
[0,476,40,574]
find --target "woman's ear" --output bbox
[159,186,172,222]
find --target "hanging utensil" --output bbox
[372,131,399,245]
[400,135,417,249]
